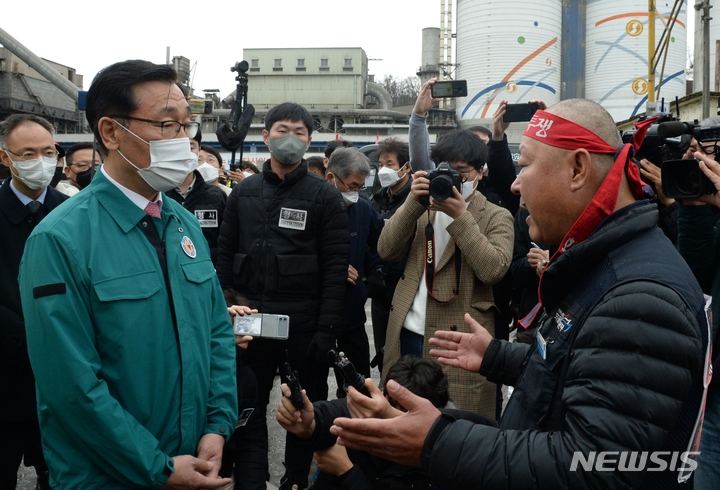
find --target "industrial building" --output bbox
[0,43,83,134]
[0,0,715,165]
[209,47,411,146]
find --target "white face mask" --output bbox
[461,175,479,200]
[197,163,219,183]
[333,176,360,206]
[342,191,359,205]
[377,165,406,188]
[7,154,57,190]
[116,121,198,192]
[242,171,254,178]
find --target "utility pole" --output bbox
[648,0,656,115]
[696,0,713,120]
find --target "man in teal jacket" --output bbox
[18,60,237,489]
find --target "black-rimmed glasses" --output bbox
[335,175,366,193]
[112,115,199,139]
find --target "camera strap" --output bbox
[424,212,461,304]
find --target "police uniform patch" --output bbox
[181,236,197,258]
[194,209,218,228]
[278,207,307,230]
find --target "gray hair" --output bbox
[327,147,370,180]
[0,114,54,149]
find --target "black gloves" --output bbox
[364,269,387,299]
[306,327,338,366]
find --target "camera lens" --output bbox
[429,175,454,201]
[674,165,700,196]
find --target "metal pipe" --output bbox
[366,81,393,110]
[0,26,79,102]
[648,0,656,109]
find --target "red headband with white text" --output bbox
[518,110,657,329]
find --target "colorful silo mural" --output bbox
[585,0,687,121]
[449,0,687,125]
[454,0,562,127]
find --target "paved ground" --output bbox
[16,301,381,490]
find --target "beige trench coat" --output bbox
[378,192,514,418]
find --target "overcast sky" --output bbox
[2,0,698,99]
[2,0,439,98]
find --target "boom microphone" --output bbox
[657,121,694,138]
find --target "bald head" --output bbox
[547,99,622,148]
[544,98,621,173]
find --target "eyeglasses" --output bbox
[335,175,366,193]
[112,115,199,139]
[458,168,478,183]
[4,147,59,161]
[698,141,720,155]
[70,160,101,171]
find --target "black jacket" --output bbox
[484,134,520,216]
[425,202,707,489]
[371,178,411,222]
[341,198,385,331]
[165,170,227,265]
[295,397,432,490]
[510,208,540,321]
[217,161,349,332]
[296,398,495,490]
[0,180,68,421]
[370,179,411,293]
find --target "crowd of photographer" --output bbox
[0,59,718,490]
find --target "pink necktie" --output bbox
[144,201,161,218]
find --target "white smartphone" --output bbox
[233,313,290,340]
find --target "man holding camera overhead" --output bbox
[377,79,514,419]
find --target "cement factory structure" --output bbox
[0,1,714,162]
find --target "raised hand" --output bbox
[428,313,493,373]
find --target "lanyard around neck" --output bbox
[424,210,462,304]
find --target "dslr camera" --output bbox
[419,162,462,206]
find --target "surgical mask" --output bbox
[461,175,479,200]
[7,154,57,190]
[197,163,219,183]
[243,171,254,178]
[116,122,198,192]
[377,164,407,188]
[267,134,308,165]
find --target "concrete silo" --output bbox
[454,0,562,127]
[585,0,687,121]
[418,27,441,85]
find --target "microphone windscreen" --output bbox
[657,121,688,138]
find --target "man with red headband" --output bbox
[329,99,709,489]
